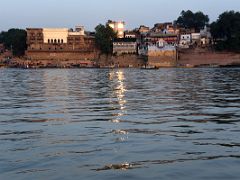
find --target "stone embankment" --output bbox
[147,49,177,68]
[178,48,240,67]
[1,49,240,68]
[97,54,145,68]
[2,54,145,68]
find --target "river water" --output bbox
[0,68,240,180]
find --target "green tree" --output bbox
[0,29,27,56]
[210,11,240,52]
[175,10,209,32]
[95,24,117,55]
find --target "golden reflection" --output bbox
[110,70,127,123]
[116,71,126,111]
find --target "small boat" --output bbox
[141,65,159,70]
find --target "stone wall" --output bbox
[26,51,96,61]
[98,54,145,68]
[148,50,177,67]
[178,49,240,67]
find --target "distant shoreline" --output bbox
[1,49,240,69]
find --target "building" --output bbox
[200,26,212,47]
[107,20,125,38]
[138,25,150,34]
[151,22,179,35]
[124,31,137,39]
[191,33,201,46]
[179,34,191,48]
[0,44,5,53]
[26,26,96,61]
[113,38,137,55]
[146,32,178,46]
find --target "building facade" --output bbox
[0,44,5,53]
[113,38,137,55]
[138,25,150,34]
[26,26,96,60]
[107,20,125,38]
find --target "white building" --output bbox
[179,34,191,48]
[200,26,212,46]
[139,39,176,56]
[42,26,85,44]
[191,33,201,41]
[113,38,137,55]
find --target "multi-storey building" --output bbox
[113,38,137,55]
[26,26,96,61]
[152,22,179,35]
[107,20,125,38]
[138,25,150,34]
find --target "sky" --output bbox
[1,0,240,31]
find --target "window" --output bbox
[51,39,53,43]
[58,39,60,43]
[54,39,57,43]
[48,39,50,44]
[61,39,63,43]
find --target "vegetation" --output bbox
[175,10,209,32]
[95,24,117,55]
[210,11,240,52]
[0,29,27,56]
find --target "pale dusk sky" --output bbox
[0,0,240,31]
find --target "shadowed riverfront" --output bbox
[0,68,240,179]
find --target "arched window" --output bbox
[58,39,60,43]
[61,39,63,43]
[51,39,53,43]
[54,39,57,43]
[48,39,50,44]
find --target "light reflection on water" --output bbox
[0,68,240,180]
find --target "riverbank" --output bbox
[1,50,240,69]
[178,48,240,68]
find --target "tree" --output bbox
[175,10,209,32]
[210,11,240,52]
[0,29,27,56]
[95,24,117,55]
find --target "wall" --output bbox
[148,50,177,67]
[26,51,96,61]
[146,45,177,67]
[98,54,145,68]
[178,49,240,67]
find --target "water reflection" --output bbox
[109,70,127,123]
[0,68,240,180]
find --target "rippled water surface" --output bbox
[0,68,240,180]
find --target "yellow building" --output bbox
[107,20,125,38]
